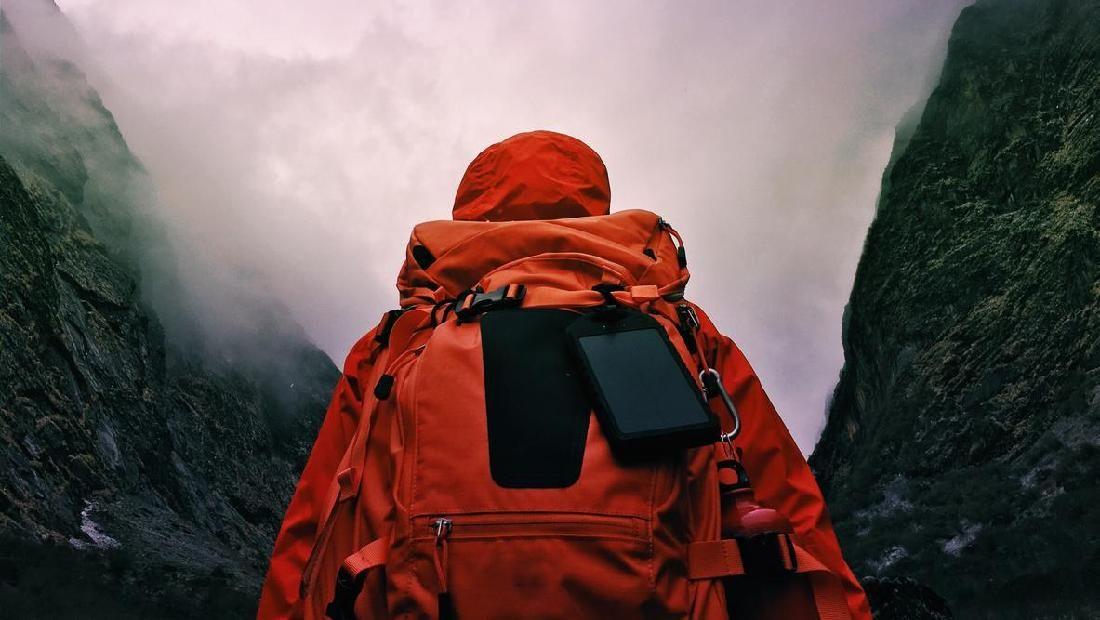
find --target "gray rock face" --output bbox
[0,5,338,617]
[810,0,1100,618]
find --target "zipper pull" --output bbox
[431,517,456,619]
[431,517,453,540]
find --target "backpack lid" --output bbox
[396,209,689,306]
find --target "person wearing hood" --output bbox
[259,131,870,619]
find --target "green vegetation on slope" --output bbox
[811,1,1100,617]
[0,5,339,616]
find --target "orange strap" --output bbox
[422,283,676,326]
[808,572,851,620]
[518,284,665,310]
[688,539,851,620]
[301,308,431,596]
[315,309,430,522]
[687,535,795,579]
[341,538,389,578]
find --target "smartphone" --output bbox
[567,309,719,456]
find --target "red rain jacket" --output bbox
[258,130,870,619]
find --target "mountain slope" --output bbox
[811,0,1100,617]
[0,5,338,617]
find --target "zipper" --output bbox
[431,517,453,593]
[432,518,455,619]
[420,512,645,617]
[412,512,647,542]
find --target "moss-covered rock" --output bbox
[0,4,338,616]
[811,1,1100,617]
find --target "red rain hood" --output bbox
[452,130,611,221]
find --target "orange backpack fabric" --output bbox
[258,132,870,620]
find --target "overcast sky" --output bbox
[51,0,965,452]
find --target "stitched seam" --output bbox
[721,540,732,578]
[648,457,658,592]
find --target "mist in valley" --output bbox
[32,0,966,450]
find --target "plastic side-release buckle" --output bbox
[456,284,526,321]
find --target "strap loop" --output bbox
[336,467,357,501]
[629,284,660,302]
[341,538,389,577]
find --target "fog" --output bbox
[49,0,965,452]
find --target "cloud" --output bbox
[52,0,965,451]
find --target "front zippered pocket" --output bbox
[394,511,658,619]
[411,511,648,543]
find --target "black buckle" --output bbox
[590,283,627,323]
[456,284,526,321]
[736,533,798,576]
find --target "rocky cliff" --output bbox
[0,4,338,617]
[810,1,1100,618]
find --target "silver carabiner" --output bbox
[699,368,741,443]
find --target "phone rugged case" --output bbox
[567,309,719,456]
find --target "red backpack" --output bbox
[261,210,866,619]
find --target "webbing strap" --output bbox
[330,307,431,506]
[809,572,851,620]
[420,283,678,327]
[688,539,851,620]
[516,284,668,310]
[341,538,389,577]
[688,538,747,579]
[687,535,795,579]
[302,308,431,597]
